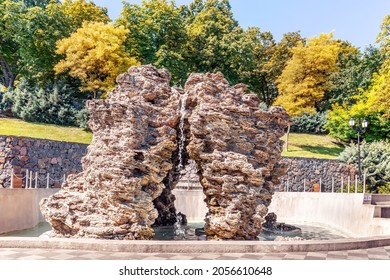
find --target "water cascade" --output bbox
[177,93,188,174]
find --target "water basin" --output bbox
[1,221,349,240]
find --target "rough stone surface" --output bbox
[0,136,357,194]
[279,157,357,192]
[40,65,181,239]
[0,136,86,189]
[40,65,290,240]
[185,72,290,240]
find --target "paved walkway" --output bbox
[1,246,390,260]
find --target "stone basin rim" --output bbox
[1,236,390,253]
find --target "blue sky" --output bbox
[95,0,389,49]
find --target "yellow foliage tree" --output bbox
[62,0,110,28]
[274,33,343,116]
[367,14,390,117]
[54,22,139,97]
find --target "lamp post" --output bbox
[349,117,368,180]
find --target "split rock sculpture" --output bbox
[40,65,290,240]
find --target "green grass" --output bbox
[0,118,343,159]
[0,118,92,144]
[281,133,344,159]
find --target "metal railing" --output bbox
[278,173,368,193]
[10,169,66,189]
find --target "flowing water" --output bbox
[177,93,188,173]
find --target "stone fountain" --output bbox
[40,65,290,240]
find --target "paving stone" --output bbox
[1,246,390,260]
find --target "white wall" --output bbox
[0,189,58,234]
[173,190,390,237]
[3,188,390,238]
[172,189,207,222]
[268,192,390,237]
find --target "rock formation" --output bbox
[40,65,290,240]
[185,72,290,239]
[40,65,181,239]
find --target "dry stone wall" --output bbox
[279,157,357,192]
[0,136,356,194]
[0,136,86,188]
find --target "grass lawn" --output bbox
[0,118,92,144]
[281,133,344,159]
[0,118,344,159]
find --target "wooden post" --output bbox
[35,172,38,189]
[341,177,344,193]
[319,178,322,192]
[348,176,351,193]
[46,173,50,189]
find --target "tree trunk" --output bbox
[285,125,290,152]
[0,54,17,89]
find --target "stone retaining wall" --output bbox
[0,136,356,191]
[0,136,87,188]
[279,157,357,192]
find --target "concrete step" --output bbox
[374,206,390,218]
[374,201,390,206]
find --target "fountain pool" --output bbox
[1,221,349,241]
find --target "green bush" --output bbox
[338,140,390,191]
[1,79,87,127]
[377,183,390,194]
[338,184,365,193]
[75,107,89,129]
[326,103,390,143]
[291,112,328,134]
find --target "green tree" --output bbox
[249,31,304,106]
[265,32,305,80]
[54,22,139,97]
[185,0,238,78]
[324,45,383,109]
[0,0,110,88]
[1,77,84,126]
[226,27,277,104]
[20,0,53,8]
[117,0,187,85]
[377,14,390,55]
[326,14,390,142]
[0,0,26,89]
[338,141,390,191]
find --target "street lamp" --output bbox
[349,117,368,180]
